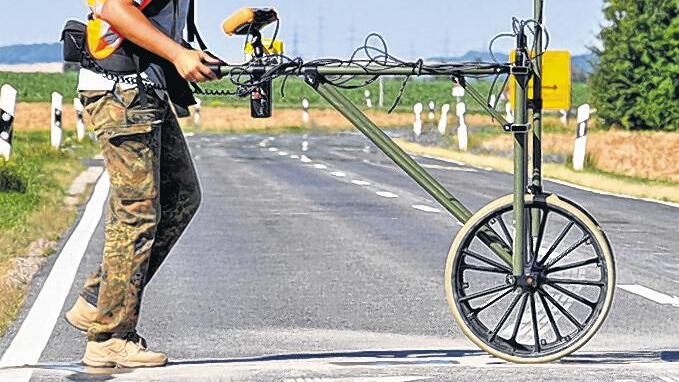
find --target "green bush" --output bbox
[590,0,678,130]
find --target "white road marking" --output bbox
[0,173,110,380]
[619,284,679,307]
[330,171,346,178]
[314,164,328,170]
[290,155,300,159]
[351,180,371,186]
[412,205,441,213]
[278,151,289,156]
[268,147,279,152]
[421,163,477,173]
[659,377,678,382]
[415,154,466,166]
[300,155,313,163]
[183,132,195,138]
[376,191,399,199]
[258,141,268,147]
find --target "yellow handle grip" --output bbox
[222,8,256,36]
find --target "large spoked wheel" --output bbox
[445,194,615,363]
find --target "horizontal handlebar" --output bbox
[207,63,510,80]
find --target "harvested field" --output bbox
[479,130,679,183]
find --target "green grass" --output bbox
[0,70,591,112]
[0,132,98,259]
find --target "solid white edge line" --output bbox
[411,152,679,209]
[0,173,110,374]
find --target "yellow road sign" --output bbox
[508,50,571,110]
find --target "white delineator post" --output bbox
[559,109,568,127]
[456,102,468,152]
[364,90,373,109]
[74,98,86,142]
[452,84,465,103]
[438,104,450,135]
[51,92,63,149]
[428,101,436,124]
[489,94,497,109]
[572,103,591,171]
[505,101,514,123]
[193,98,202,128]
[378,77,384,108]
[302,98,310,125]
[413,103,423,138]
[0,84,17,161]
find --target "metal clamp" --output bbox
[503,123,530,133]
[509,65,531,76]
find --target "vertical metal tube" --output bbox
[531,0,545,238]
[512,32,529,277]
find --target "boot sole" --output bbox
[82,356,168,368]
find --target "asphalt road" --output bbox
[1,131,678,382]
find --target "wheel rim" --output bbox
[451,198,611,360]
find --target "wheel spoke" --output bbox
[529,293,541,353]
[545,257,600,275]
[510,293,529,342]
[533,209,549,259]
[471,288,514,316]
[463,250,512,273]
[546,282,597,309]
[527,209,536,263]
[539,221,574,265]
[544,235,591,268]
[538,291,563,341]
[462,264,511,274]
[547,278,604,287]
[496,213,514,248]
[538,289,584,330]
[459,284,514,303]
[489,292,524,342]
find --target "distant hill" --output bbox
[430,51,597,81]
[0,43,62,65]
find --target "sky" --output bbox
[0,0,605,61]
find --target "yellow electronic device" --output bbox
[245,38,284,55]
[508,50,572,110]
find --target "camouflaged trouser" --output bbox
[78,86,201,341]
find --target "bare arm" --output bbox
[99,0,218,82]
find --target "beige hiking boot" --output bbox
[64,297,97,332]
[82,334,168,368]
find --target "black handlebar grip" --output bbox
[207,63,223,79]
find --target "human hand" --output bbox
[172,49,220,83]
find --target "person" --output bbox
[63,0,218,368]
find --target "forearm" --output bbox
[99,0,183,62]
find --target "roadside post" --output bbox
[456,101,468,151]
[193,98,202,128]
[438,104,450,135]
[364,90,372,108]
[413,103,423,138]
[505,101,514,123]
[559,109,568,127]
[378,77,384,108]
[428,101,436,126]
[302,98,310,126]
[572,103,591,171]
[74,98,86,142]
[0,84,17,161]
[452,84,465,103]
[51,92,63,150]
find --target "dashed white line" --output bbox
[313,164,328,170]
[351,180,371,186]
[0,172,110,380]
[300,155,313,163]
[290,155,300,159]
[619,284,679,307]
[376,191,399,199]
[412,205,441,213]
[330,171,346,178]
[278,151,288,156]
[268,147,279,152]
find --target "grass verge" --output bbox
[395,139,679,204]
[0,131,98,336]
